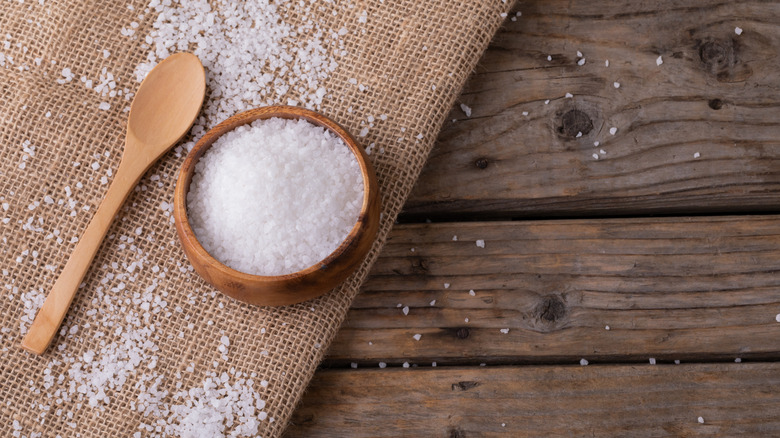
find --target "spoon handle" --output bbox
[21,161,142,355]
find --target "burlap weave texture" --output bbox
[0,0,512,436]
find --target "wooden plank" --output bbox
[403,0,780,219]
[287,363,780,437]
[325,216,780,365]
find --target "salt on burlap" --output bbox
[0,0,513,436]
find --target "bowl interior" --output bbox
[174,106,378,286]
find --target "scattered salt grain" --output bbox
[460,103,472,117]
[402,362,409,368]
[412,334,421,341]
[649,358,656,365]
[605,60,610,67]
[613,82,620,88]
[605,325,610,330]
[735,27,743,35]
[351,362,358,369]
[429,300,436,306]
[609,127,617,135]
[469,290,475,296]
[775,313,780,322]
[452,235,458,241]
[656,55,663,66]
[594,141,600,147]
[500,328,509,334]
[735,358,742,363]
[402,306,409,316]
[580,358,589,366]
[693,152,701,158]
[475,239,485,248]
[698,417,704,424]
[378,362,386,368]
[98,102,110,111]
[547,55,552,61]
[675,360,681,364]
[577,58,586,66]
[592,153,599,160]
[443,283,450,289]
[187,118,363,276]
[565,92,573,98]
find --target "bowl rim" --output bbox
[173,105,377,284]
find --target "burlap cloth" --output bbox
[0,0,512,436]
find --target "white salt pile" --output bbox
[187,117,364,276]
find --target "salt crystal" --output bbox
[649,358,656,365]
[500,328,509,334]
[656,55,663,66]
[98,102,110,111]
[402,362,409,368]
[609,127,617,135]
[378,362,386,368]
[475,240,485,248]
[735,358,742,363]
[698,417,704,424]
[187,118,363,276]
[565,92,573,98]
[580,358,588,366]
[592,153,599,160]
[443,283,450,289]
[412,334,421,341]
[613,82,620,88]
[429,300,436,306]
[605,60,610,67]
[402,306,409,315]
[775,313,780,322]
[693,152,700,158]
[735,27,743,35]
[460,103,472,117]
[605,325,610,330]
[468,290,475,296]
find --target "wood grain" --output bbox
[325,216,780,365]
[287,363,780,437]
[403,0,780,219]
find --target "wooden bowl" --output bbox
[173,106,380,306]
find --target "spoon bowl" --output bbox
[173,106,380,306]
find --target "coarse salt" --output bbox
[187,118,363,276]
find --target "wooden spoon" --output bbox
[21,53,206,355]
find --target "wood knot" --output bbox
[474,158,489,169]
[449,428,466,438]
[708,98,723,110]
[537,295,566,322]
[455,327,470,339]
[451,381,480,391]
[699,40,730,68]
[409,257,429,274]
[697,38,752,82]
[557,109,593,139]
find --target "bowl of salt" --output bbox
[174,106,380,306]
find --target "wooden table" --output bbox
[287,1,780,435]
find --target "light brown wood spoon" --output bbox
[21,52,206,355]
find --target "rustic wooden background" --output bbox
[287,1,780,436]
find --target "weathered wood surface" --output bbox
[288,363,780,437]
[325,216,780,365]
[403,0,780,219]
